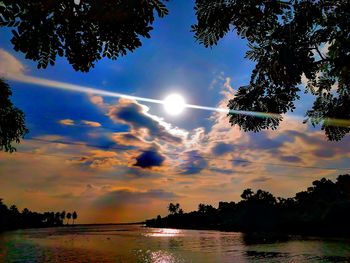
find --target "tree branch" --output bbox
[314,46,325,60]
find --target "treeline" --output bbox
[146,175,350,237]
[0,199,78,231]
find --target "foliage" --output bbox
[66,212,72,224]
[0,0,169,72]
[72,211,78,225]
[168,202,181,215]
[0,78,27,152]
[146,174,350,237]
[0,199,79,231]
[193,0,350,141]
[0,199,71,231]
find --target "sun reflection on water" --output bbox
[147,228,182,237]
[150,250,180,263]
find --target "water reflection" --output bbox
[146,228,182,237]
[0,225,350,263]
[242,232,290,245]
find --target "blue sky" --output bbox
[1,1,253,134]
[0,1,349,223]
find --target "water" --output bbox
[0,225,349,262]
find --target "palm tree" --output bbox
[72,211,77,225]
[168,203,181,215]
[60,211,66,224]
[66,212,72,225]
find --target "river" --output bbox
[0,224,349,262]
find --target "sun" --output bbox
[163,93,186,116]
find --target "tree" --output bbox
[198,203,206,213]
[193,0,350,141]
[0,0,169,72]
[241,189,254,200]
[66,212,72,225]
[9,205,19,214]
[0,79,27,152]
[168,203,181,215]
[60,210,66,223]
[54,212,62,225]
[72,211,77,225]
[198,203,215,214]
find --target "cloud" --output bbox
[69,149,124,170]
[59,119,75,126]
[249,132,286,151]
[59,119,102,127]
[108,99,183,144]
[211,142,235,156]
[0,49,25,77]
[3,69,350,223]
[279,155,302,163]
[81,120,102,127]
[89,95,105,107]
[95,188,179,208]
[208,71,225,90]
[134,149,165,168]
[249,176,272,183]
[111,132,149,148]
[180,150,208,175]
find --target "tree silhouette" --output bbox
[0,199,73,230]
[60,210,66,224]
[0,0,169,72]
[241,189,254,200]
[72,211,77,225]
[193,0,350,141]
[198,203,206,213]
[168,203,181,215]
[9,204,19,215]
[146,174,350,237]
[147,174,350,237]
[0,79,27,152]
[66,212,72,225]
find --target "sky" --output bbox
[0,1,349,223]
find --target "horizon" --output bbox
[0,174,348,225]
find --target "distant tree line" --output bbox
[146,174,350,237]
[0,199,78,231]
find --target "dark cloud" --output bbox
[312,149,335,158]
[249,132,295,153]
[232,159,250,167]
[180,150,208,175]
[108,100,182,144]
[95,189,179,208]
[134,149,165,168]
[279,155,302,163]
[211,142,235,155]
[249,176,272,183]
[208,167,234,174]
[284,130,350,158]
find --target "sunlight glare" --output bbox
[163,94,186,116]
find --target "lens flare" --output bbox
[6,73,350,127]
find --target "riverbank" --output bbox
[146,174,350,239]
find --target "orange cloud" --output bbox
[59,119,75,126]
[81,120,102,127]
